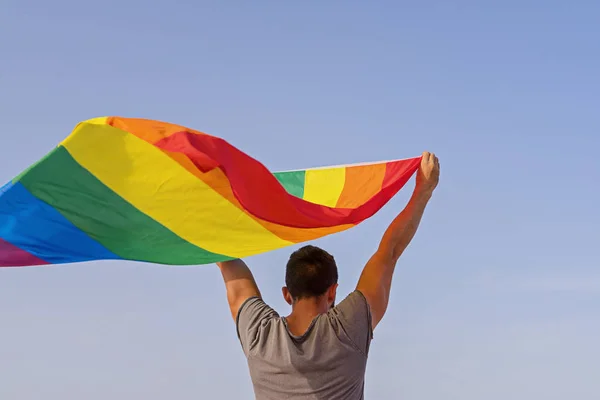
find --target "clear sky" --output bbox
[1,1,599,399]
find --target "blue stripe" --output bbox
[0,182,120,264]
[0,181,12,195]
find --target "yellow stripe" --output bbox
[82,117,109,125]
[60,117,108,145]
[303,167,346,207]
[61,122,293,258]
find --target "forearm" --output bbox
[378,186,432,261]
[218,259,256,283]
[218,259,261,319]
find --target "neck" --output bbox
[291,297,331,317]
[285,296,330,335]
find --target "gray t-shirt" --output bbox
[236,290,373,400]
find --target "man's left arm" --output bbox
[217,259,261,321]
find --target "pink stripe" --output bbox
[0,238,49,267]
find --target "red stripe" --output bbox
[0,238,49,267]
[154,131,420,228]
[382,158,422,188]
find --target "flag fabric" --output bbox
[0,117,421,267]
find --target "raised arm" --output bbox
[217,259,261,321]
[356,152,439,329]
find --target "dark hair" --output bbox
[285,245,338,299]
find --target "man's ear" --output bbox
[282,286,293,305]
[328,283,338,306]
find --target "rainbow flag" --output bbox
[0,117,421,267]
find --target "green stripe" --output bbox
[17,146,232,265]
[12,150,55,183]
[273,170,306,199]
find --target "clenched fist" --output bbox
[416,151,439,195]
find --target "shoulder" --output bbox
[327,290,373,356]
[330,290,371,317]
[236,297,281,353]
[236,297,280,330]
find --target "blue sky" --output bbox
[1,1,599,399]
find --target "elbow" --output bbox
[375,245,402,266]
[388,237,410,261]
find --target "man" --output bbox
[217,151,440,399]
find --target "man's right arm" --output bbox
[356,151,439,330]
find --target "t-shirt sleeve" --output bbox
[236,297,279,355]
[331,290,374,356]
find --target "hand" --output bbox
[415,151,439,195]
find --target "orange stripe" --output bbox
[107,117,205,143]
[336,163,387,208]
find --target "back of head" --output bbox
[285,245,338,300]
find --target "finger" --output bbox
[428,152,436,165]
[422,151,432,163]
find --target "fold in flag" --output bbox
[0,117,421,267]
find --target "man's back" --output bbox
[237,291,373,400]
